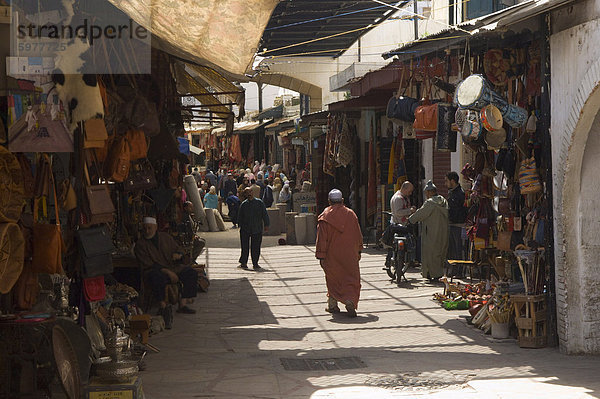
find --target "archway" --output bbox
[252,73,322,112]
[558,75,600,354]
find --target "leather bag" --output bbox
[126,129,148,160]
[58,179,77,211]
[497,230,512,251]
[83,118,108,149]
[32,155,64,274]
[104,135,131,183]
[413,103,438,139]
[124,159,157,192]
[83,161,115,225]
[77,225,115,277]
[387,96,419,123]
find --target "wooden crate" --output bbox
[512,294,547,348]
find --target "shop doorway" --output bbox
[560,86,600,354]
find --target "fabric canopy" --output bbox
[107,0,279,76]
[173,62,232,115]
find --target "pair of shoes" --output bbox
[253,265,264,272]
[325,306,341,314]
[238,264,248,270]
[159,305,173,329]
[176,305,196,314]
[345,301,357,318]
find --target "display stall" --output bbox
[0,46,219,396]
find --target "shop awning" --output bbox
[256,105,284,121]
[299,110,329,128]
[328,94,389,112]
[187,64,246,120]
[190,145,204,155]
[107,0,279,76]
[382,0,575,61]
[174,63,232,115]
[232,121,271,135]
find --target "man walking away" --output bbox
[316,189,363,317]
[408,181,448,282]
[226,192,241,228]
[237,187,269,271]
[445,172,467,261]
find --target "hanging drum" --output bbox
[436,103,458,152]
[481,104,504,131]
[454,74,528,128]
[0,223,25,294]
[458,109,482,142]
[0,147,25,223]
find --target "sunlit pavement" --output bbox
[142,229,600,398]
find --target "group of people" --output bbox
[190,161,311,229]
[384,171,467,282]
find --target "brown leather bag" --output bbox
[104,135,131,182]
[32,155,65,274]
[83,161,115,225]
[413,103,438,139]
[126,129,148,160]
[84,117,109,149]
[497,230,512,251]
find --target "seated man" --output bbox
[135,217,198,329]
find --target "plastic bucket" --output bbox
[491,322,510,339]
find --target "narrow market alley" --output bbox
[142,234,600,399]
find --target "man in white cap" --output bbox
[315,189,363,317]
[408,181,449,282]
[135,217,199,329]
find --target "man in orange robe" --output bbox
[316,189,363,317]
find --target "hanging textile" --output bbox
[394,137,408,191]
[367,140,377,217]
[387,139,396,185]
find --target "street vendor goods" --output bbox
[454,74,527,128]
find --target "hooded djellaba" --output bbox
[408,180,449,281]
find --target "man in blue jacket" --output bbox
[237,187,270,271]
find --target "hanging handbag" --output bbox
[83,275,107,301]
[518,157,542,194]
[83,159,115,225]
[413,103,438,139]
[124,158,157,192]
[104,135,131,183]
[58,179,77,211]
[475,200,490,239]
[76,225,115,277]
[126,129,149,160]
[32,155,64,274]
[497,230,512,251]
[386,69,419,123]
[83,117,109,149]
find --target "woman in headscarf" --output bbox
[253,161,260,175]
[203,186,219,209]
[272,177,282,202]
[279,183,291,204]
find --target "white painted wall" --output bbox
[550,2,600,354]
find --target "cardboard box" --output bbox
[85,376,144,399]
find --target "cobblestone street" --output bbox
[141,234,600,398]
